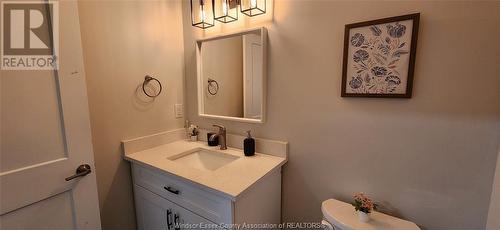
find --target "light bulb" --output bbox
[222,2,228,15]
[200,7,205,21]
[250,0,257,8]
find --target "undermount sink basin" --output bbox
[168,148,240,171]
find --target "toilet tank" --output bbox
[321,199,420,230]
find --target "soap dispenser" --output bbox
[243,130,255,156]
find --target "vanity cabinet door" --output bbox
[134,185,222,230]
[134,185,170,230]
[173,202,224,230]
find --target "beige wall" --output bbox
[202,36,244,117]
[487,144,500,230]
[78,1,185,229]
[183,1,500,230]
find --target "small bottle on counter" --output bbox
[243,130,255,156]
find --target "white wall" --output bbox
[487,144,500,230]
[182,1,500,229]
[78,1,185,229]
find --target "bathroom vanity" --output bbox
[122,130,287,230]
[122,27,278,229]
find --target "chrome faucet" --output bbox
[209,124,227,150]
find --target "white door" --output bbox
[486,143,500,230]
[0,1,101,230]
[243,34,262,119]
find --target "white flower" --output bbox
[188,125,198,136]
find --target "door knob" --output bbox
[65,164,92,181]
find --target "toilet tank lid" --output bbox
[321,199,420,230]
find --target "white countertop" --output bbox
[322,199,420,230]
[124,140,287,199]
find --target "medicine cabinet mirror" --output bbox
[196,27,267,123]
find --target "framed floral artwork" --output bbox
[341,13,420,98]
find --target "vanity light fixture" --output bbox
[214,0,238,23]
[239,0,266,17]
[190,0,214,29]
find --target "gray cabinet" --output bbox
[134,185,219,230]
[132,163,282,230]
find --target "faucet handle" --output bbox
[213,124,226,131]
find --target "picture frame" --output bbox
[341,13,420,98]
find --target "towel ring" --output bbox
[207,78,219,95]
[142,75,162,98]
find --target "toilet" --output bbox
[321,199,420,230]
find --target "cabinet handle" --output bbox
[164,186,180,195]
[166,209,173,230]
[174,213,180,230]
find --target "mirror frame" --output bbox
[196,27,267,124]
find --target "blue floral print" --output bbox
[350,33,365,47]
[385,75,401,85]
[349,76,363,89]
[371,66,388,77]
[377,44,390,55]
[348,20,411,94]
[387,22,406,38]
[370,26,382,36]
[353,50,369,63]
